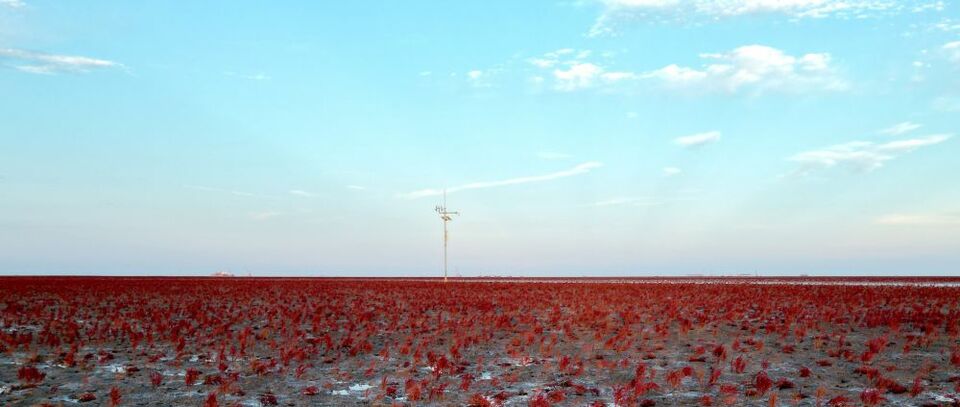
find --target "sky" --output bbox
[1,1,959,277]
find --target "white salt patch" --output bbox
[349,383,373,392]
[331,389,349,396]
[95,363,125,374]
[935,394,959,403]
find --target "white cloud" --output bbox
[944,41,960,65]
[875,213,960,226]
[529,58,559,69]
[911,1,945,12]
[932,18,960,32]
[643,45,846,94]
[346,185,365,190]
[601,71,638,82]
[590,0,940,36]
[536,151,573,160]
[529,48,584,70]
[400,161,603,199]
[878,121,922,136]
[876,134,951,152]
[526,48,635,92]
[788,134,951,174]
[695,0,900,18]
[675,131,721,148]
[553,63,604,91]
[644,64,707,83]
[662,166,682,176]
[0,48,120,74]
[466,69,496,88]
[1,0,25,8]
[528,45,841,94]
[551,63,637,91]
[605,0,679,7]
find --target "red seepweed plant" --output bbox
[17,365,45,384]
[2,276,960,405]
[108,387,121,407]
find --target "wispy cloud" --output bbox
[675,131,721,148]
[528,48,594,69]
[400,161,603,199]
[877,135,951,152]
[788,134,951,174]
[553,62,636,91]
[466,68,500,88]
[875,213,960,226]
[525,45,843,95]
[589,0,941,36]
[662,167,682,176]
[932,18,960,33]
[526,48,634,92]
[1,0,25,8]
[346,185,365,190]
[643,45,846,94]
[944,41,960,65]
[0,48,121,74]
[878,121,922,136]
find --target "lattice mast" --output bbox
[434,190,459,282]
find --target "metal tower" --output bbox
[434,190,459,282]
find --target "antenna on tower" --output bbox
[434,189,459,283]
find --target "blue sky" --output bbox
[1,0,958,276]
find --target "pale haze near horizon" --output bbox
[1,1,959,277]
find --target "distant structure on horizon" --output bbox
[211,271,235,277]
[434,190,459,283]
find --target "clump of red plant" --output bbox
[17,365,45,384]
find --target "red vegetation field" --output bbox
[2,277,960,406]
